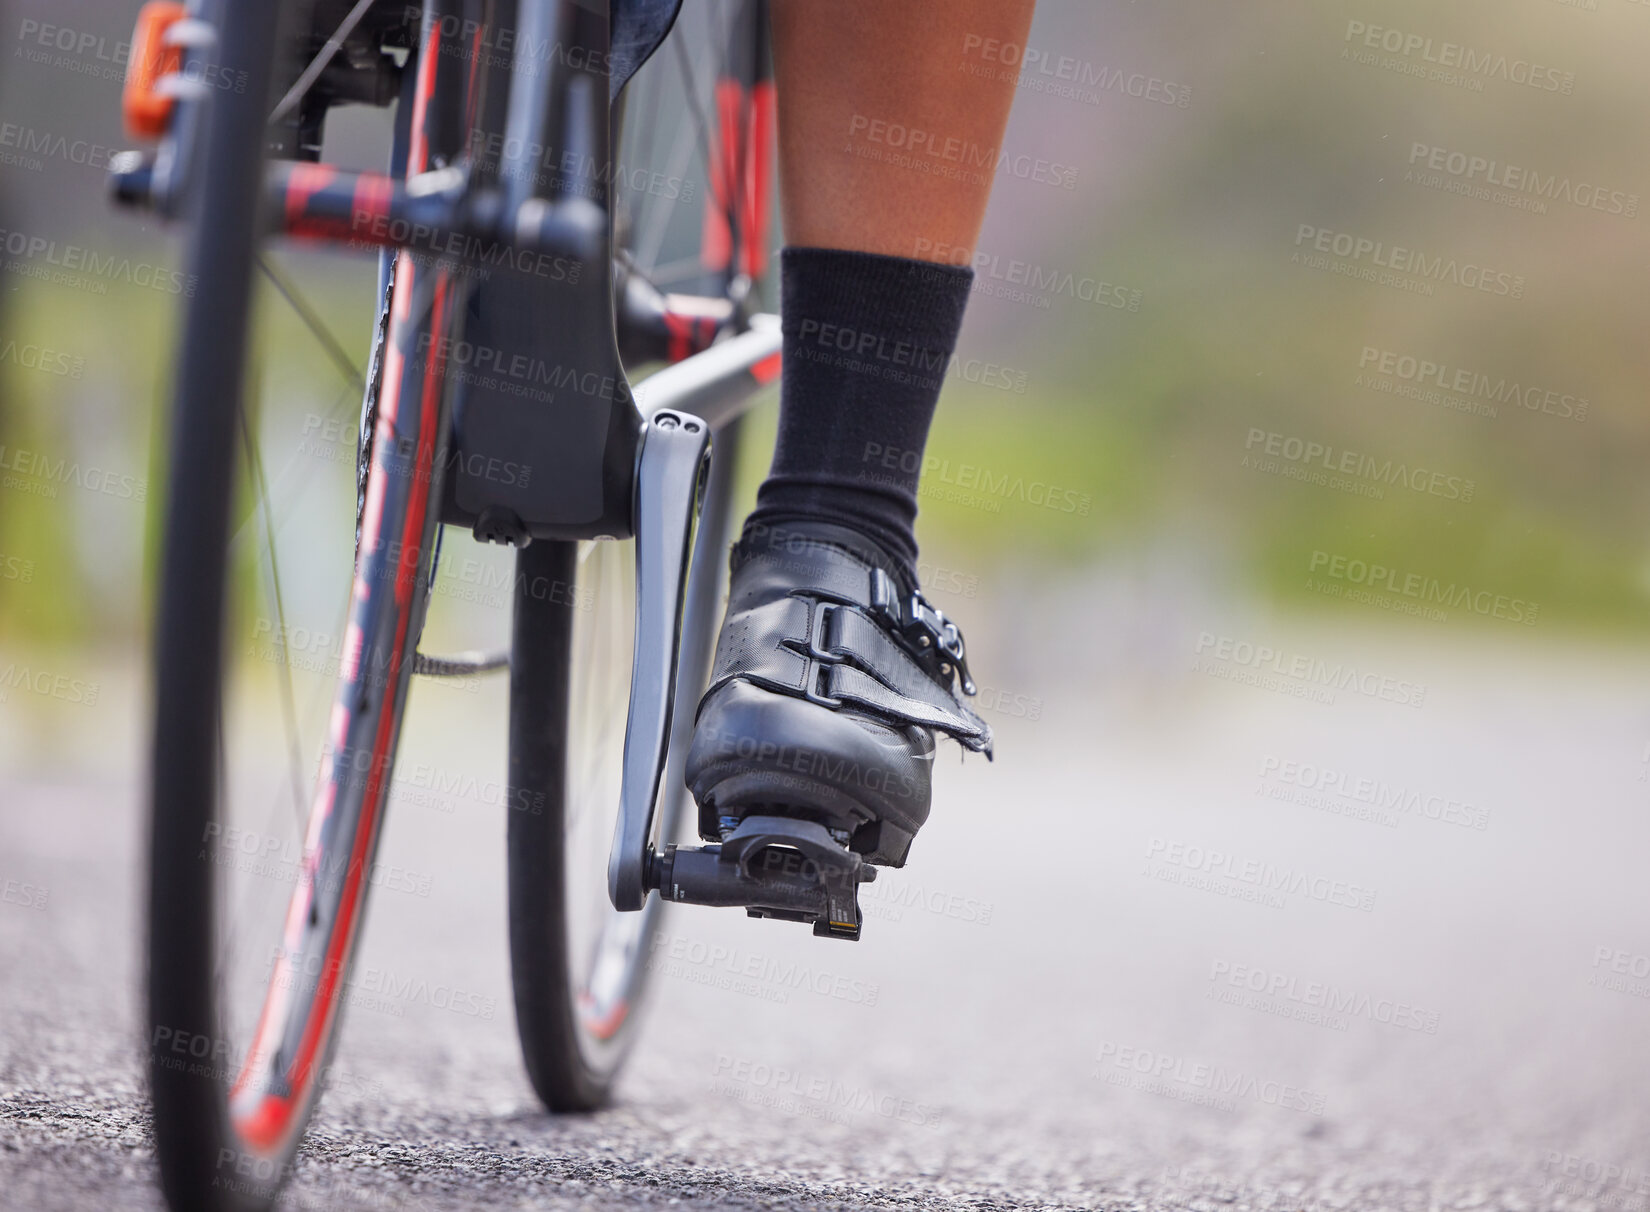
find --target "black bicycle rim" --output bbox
[504,0,772,1113]
[146,6,474,1208]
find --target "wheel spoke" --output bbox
[222,256,370,553]
[643,7,747,287]
[633,116,703,274]
[238,404,312,838]
[269,0,380,124]
[257,255,367,396]
[671,32,723,232]
[622,19,673,266]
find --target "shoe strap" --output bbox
[706,588,994,757]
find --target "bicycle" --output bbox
[105,1,901,1207]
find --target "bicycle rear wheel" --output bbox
[145,5,474,1207]
[505,0,774,1112]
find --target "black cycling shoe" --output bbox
[684,520,992,868]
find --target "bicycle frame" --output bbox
[119,3,791,1200]
[112,0,782,541]
[115,0,791,945]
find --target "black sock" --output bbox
[742,246,975,585]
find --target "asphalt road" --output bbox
[4,604,1650,1211]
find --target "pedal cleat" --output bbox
[651,815,876,940]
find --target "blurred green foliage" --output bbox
[4,0,1649,648]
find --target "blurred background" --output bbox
[5,0,1650,692]
[4,0,1650,1208]
[5,0,1650,718]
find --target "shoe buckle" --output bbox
[801,598,841,664]
[796,599,845,708]
[801,663,844,709]
[868,568,978,697]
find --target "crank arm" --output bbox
[608,410,711,912]
[652,816,876,941]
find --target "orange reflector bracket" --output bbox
[122,2,189,140]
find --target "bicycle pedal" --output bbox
[650,815,876,941]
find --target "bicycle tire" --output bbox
[146,7,473,1207]
[504,0,774,1113]
[146,4,288,1206]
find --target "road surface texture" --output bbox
[4,600,1649,1211]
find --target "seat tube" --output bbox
[502,0,611,213]
[439,0,642,542]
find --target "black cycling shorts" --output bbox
[610,0,685,99]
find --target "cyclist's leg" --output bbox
[685,2,1034,868]
[772,0,1035,263]
[742,0,1037,578]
